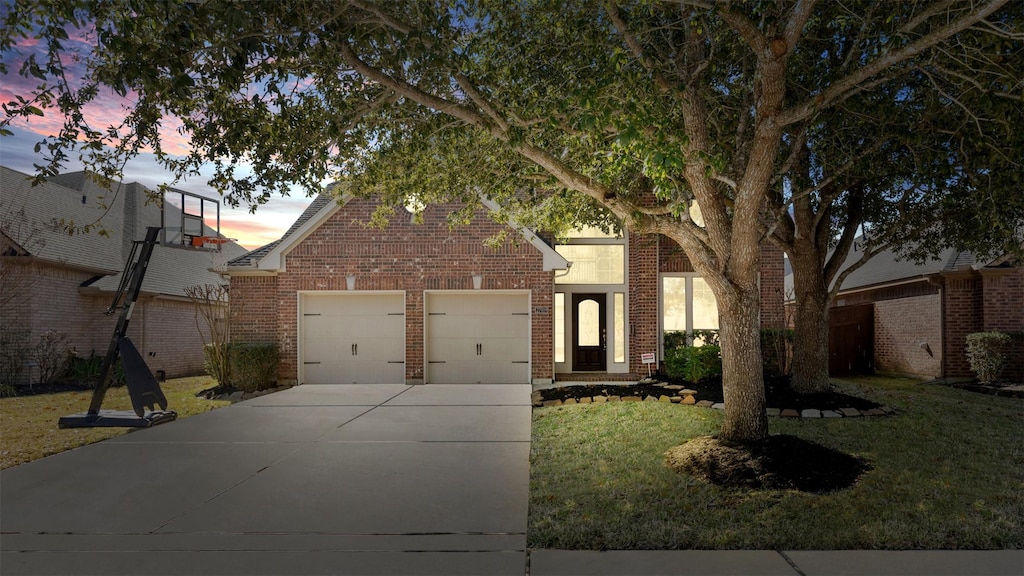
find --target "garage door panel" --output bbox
[425,293,529,384]
[300,293,404,385]
[303,338,353,360]
[303,317,357,339]
[305,361,404,385]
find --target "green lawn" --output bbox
[529,375,1024,550]
[0,376,230,470]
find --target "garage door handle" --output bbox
[351,343,357,356]
[512,361,528,364]
[387,361,405,364]
[428,361,446,364]
[476,343,482,356]
[304,361,321,365]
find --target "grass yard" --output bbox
[529,375,1024,550]
[0,376,230,470]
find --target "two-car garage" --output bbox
[299,291,531,385]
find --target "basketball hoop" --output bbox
[190,236,234,247]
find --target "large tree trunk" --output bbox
[789,254,833,394]
[717,282,768,443]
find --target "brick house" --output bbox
[225,193,785,386]
[788,244,1023,381]
[0,166,247,386]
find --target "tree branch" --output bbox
[780,0,1010,126]
[454,73,510,133]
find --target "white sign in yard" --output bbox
[640,352,657,377]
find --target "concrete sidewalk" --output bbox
[2,383,1021,575]
[529,550,1024,575]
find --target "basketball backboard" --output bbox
[160,188,223,249]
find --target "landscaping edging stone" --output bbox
[205,385,293,403]
[531,386,899,418]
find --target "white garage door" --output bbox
[426,292,530,384]
[300,293,405,384]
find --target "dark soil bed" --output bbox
[665,434,871,493]
[537,375,882,412]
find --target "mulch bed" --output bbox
[665,434,872,493]
[537,375,883,412]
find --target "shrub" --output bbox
[65,352,125,388]
[965,332,1012,384]
[0,327,31,388]
[229,343,279,392]
[33,330,71,385]
[665,345,722,383]
[692,329,720,347]
[663,330,689,351]
[761,328,794,377]
[203,344,233,387]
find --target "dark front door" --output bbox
[572,293,606,371]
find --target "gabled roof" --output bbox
[783,239,1009,297]
[227,193,569,273]
[1,165,247,297]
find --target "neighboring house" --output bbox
[785,244,1023,381]
[225,192,785,386]
[0,166,248,386]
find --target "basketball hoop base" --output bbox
[58,410,178,429]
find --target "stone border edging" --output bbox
[530,388,898,418]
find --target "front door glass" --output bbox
[573,294,606,371]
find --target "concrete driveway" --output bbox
[1,384,532,575]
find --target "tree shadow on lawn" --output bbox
[538,375,876,493]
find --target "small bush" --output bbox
[691,329,720,347]
[65,352,125,388]
[665,345,722,383]
[663,330,689,351]
[229,343,279,392]
[203,344,233,387]
[965,332,1012,384]
[33,330,71,385]
[0,327,32,388]
[761,328,794,377]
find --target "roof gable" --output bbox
[228,193,569,273]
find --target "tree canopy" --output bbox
[3,0,1021,441]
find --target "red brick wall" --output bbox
[629,233,659,375]
[942,273,984,378]
[1,260,212,385]
[874,294,942,377]
[759,242,786,329]
[138,298,215,378]
[228,275,280,344]
[234,199,554,384]
[659,236,693,273]
[980,267,1024,380]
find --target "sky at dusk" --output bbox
[0,23,314,250]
